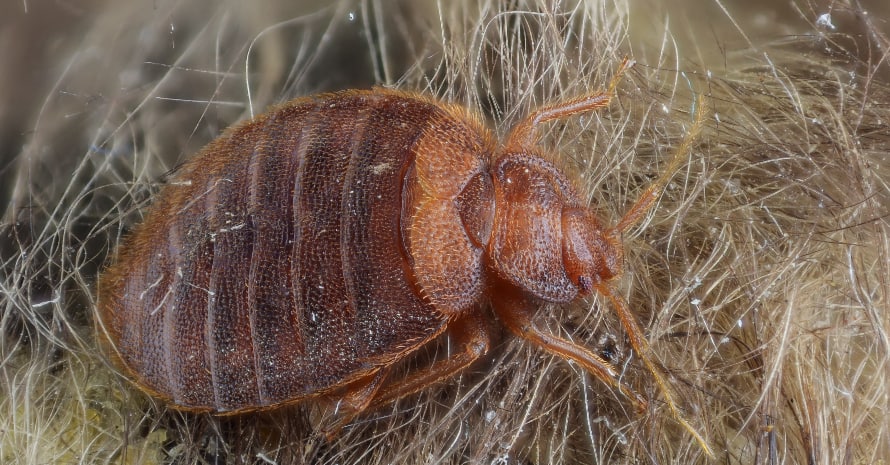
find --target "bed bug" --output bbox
[97,59,711,454]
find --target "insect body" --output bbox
[97,60,711,454]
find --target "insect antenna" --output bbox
[612,94,708,235]
[601,94,713,456]
[598,285,715,458]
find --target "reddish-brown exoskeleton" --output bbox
[97,59,710,454]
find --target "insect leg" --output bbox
[366,312,491,409]
[321,314,490,438]
[322,366,393,439]
[506,57,634,149]
[491,290,647,410]
[494,285,713,456]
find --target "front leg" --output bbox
[492,284,713,457]
[490,287,647,410]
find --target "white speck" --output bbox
[371,161,393,175]
[690,298,701,306]
[816,13,835,30]
[592,416,628,444]
[661,103,670,114]
[346,11,356,22]
[219,223,246,233]
[737,319,743,328]
[484,410,497,423]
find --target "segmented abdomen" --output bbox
[98,91,449,412]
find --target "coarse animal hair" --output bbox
[1,0,887,464]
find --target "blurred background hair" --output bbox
[1,0,888,463]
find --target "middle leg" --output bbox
[325,311,491,438]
